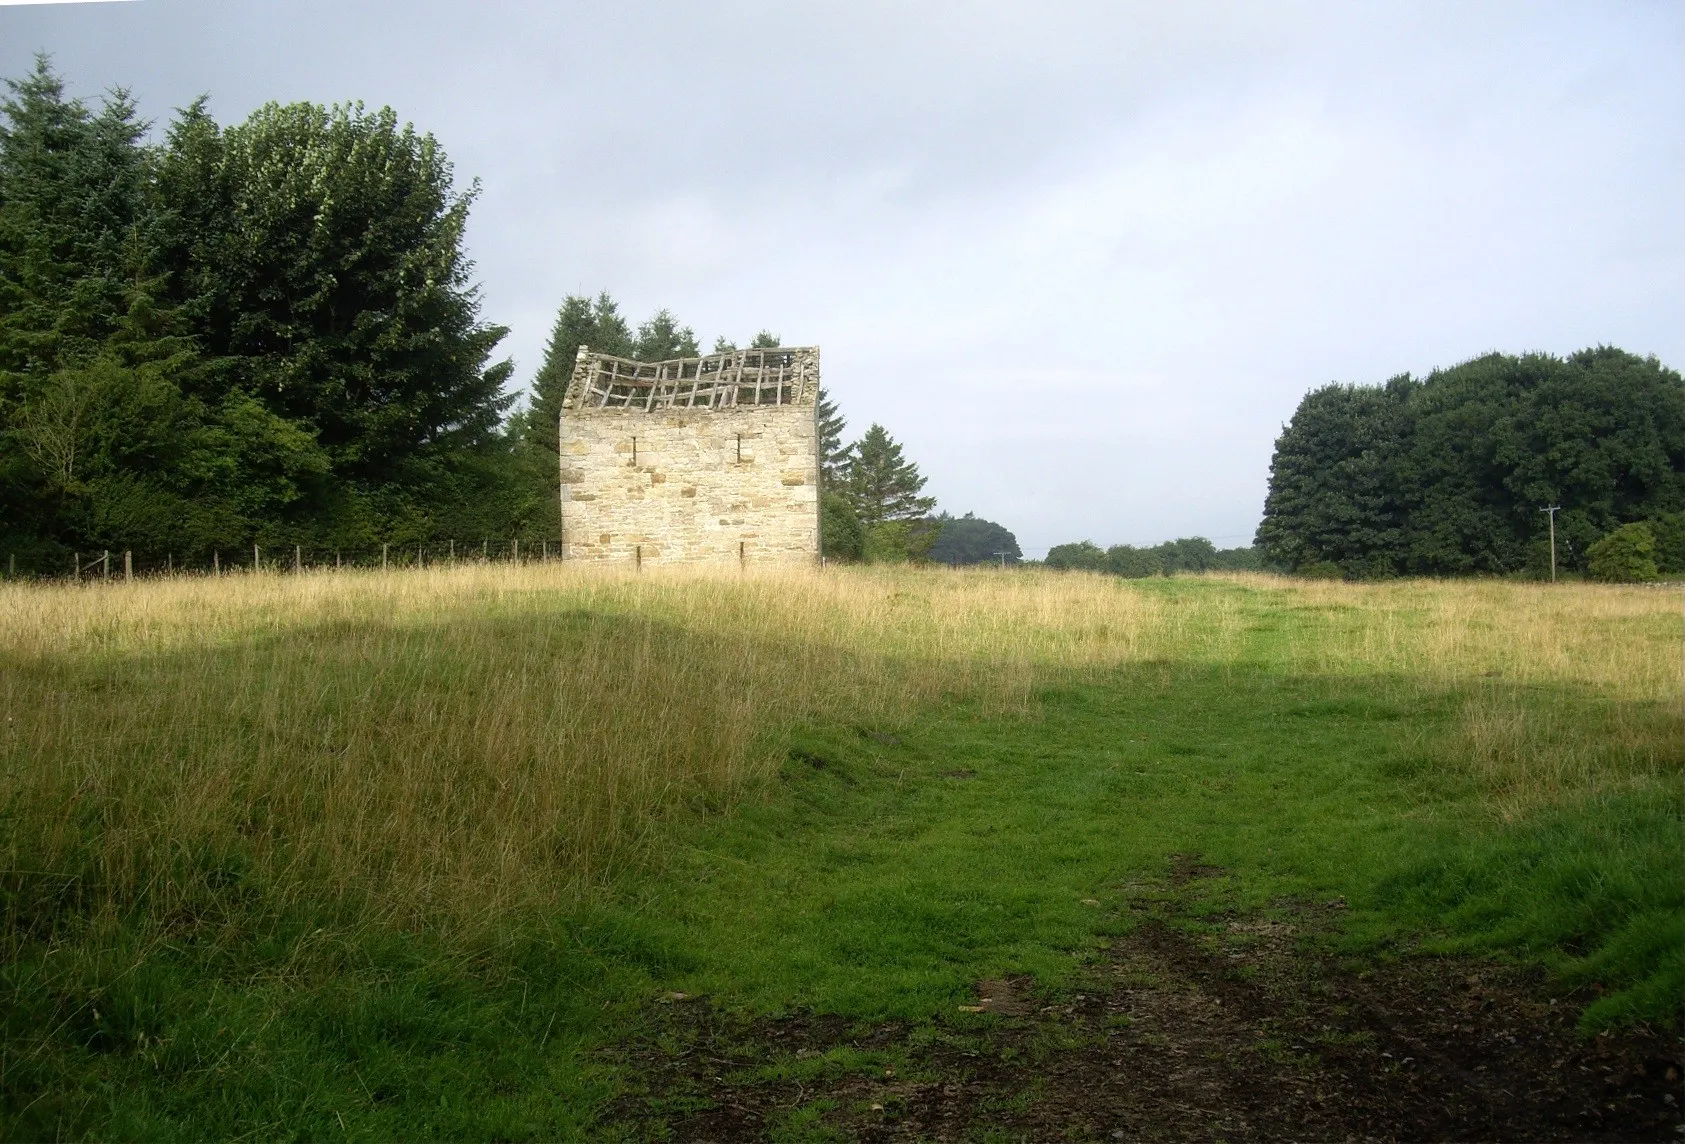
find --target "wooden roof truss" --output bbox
[563,347,819,412]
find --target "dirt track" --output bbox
[602,887,1683,1141]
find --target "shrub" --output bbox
[1587,523,1659,583]
[821,492,863,562]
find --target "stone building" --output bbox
[558,345,821,565]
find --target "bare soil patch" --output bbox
[599,894,1682,1141]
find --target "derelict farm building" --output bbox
[558,345,821,565]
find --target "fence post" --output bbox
[7,553,13,579]
[382,543,389,570]
[417,544,422,568]
[482,539,488,561]
[336,550,341,569]
[254,543,261,573]
[124,550,132,581]
[213,550,220,575]
[541,541,547,562]
[513,538,519,563]
[103,550,110,581]
[449,539,455,564]
[295,545,302,573]
[75,552,80,578]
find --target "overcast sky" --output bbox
[3,1,1680,554]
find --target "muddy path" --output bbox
[599,885,1682,1142]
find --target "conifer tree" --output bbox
[842,423,936,527]
[816,388,847,483]
[632,308,698,361]
[525,292,631,444]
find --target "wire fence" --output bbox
[2,540,566,583]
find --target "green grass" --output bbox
[1,571,1679,1138]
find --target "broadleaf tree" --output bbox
[928,512,1021,565]
[0,59,531,570]
[1257,349,1684,577]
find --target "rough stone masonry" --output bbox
[558,345,821,565]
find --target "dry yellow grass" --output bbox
[0,565,1677,936]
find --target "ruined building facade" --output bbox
[558,346,821,564]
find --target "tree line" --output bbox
[1256,347,1683,580]
[1044,537,1260,577]
[0,60,1026,575]
[0,59,537,574]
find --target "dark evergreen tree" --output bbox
[632,308,697,361]
[1255,378,1413,577]
[714,329,783,353]
[816,387,847,485]
[525,292,632,442]
[841,423,935,527]
[0,60,307,564]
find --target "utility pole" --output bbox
[993,550,1009,570]
[1540,506,1561,582]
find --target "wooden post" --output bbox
[7,553,13,579]
[739,540,745,567]
[253,543,261,572]
[449,539,455,563]
[294,545,302,573]
[482,539,488,561]
[541,540,547,562]
[124,550,132,581]
[417,544,422,568]
[382,543,389,570]
[75,552,80,578]
[167,553,173,576]
[513,538,519,563]
[336,550,341,569]
[635,544,642,571]
[213,550,219,575]
[103,550,110,581]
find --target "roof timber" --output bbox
[561,346,820,412]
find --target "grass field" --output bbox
[1,564,1679,1137]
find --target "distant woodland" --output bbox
[1042,349,1682,582]
[1043,537,1261,577]
[1257,348,1683,580]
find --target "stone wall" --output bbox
[559,348,820,565]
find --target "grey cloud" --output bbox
[4,0,1679,553]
